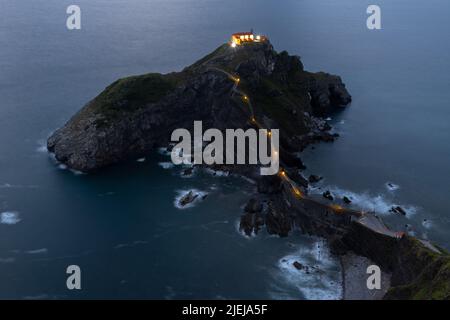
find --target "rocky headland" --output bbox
[48,41,449,300]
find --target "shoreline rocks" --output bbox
[322,190,334,201]
[178,190,199,207]
[390,206,407,216]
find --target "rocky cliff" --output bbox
[47,41,350,172]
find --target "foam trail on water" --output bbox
[26,248,48,254]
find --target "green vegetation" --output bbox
[386,238,450,300]
[92,73,183,119]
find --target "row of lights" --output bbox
[229,70,349,213]
[230,72,402,234]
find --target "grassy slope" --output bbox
[387,239,450,300]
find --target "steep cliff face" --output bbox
[47,41,351,172]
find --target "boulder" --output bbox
[293,261,304,270]
[322,190,334,201]
[178,191,198,207]
[390,206,407,216]
[343,196,352,204]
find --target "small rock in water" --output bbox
[181,167,194,176]
[293,261,304,270]
[343,196,352,204]
[244,198,263,213]
[178,191,199,207]
[308,174,322,183]
[386,182,399,191]
[322,190,334,201]
[390,206,407,216]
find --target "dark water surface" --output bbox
[0,0,449,299]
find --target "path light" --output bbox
[330,204,344,213]
[231,42,237,48]
[293,187,303,198]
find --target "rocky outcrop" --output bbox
[48,41,351,172]
[240,198,265,236]
[178,190,198,207]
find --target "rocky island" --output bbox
[48,40,450,300]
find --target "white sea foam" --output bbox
[159,162,174,169]
[36,139,48,153]
[136,157,146,163]
[174,189,207,209]
[308,185,417,217]
[70,169,85,175]
[26,248,48,254]
[385,182,400,191]
[0,212,21,225]
[271,240,342,300]
[234,218,256,239]
[422,219,432,229]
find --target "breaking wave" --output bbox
[308,185,418,217]
[270,240,342,300]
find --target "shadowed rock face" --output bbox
[47,41,351,172]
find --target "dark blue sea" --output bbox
[0,0,449,299]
